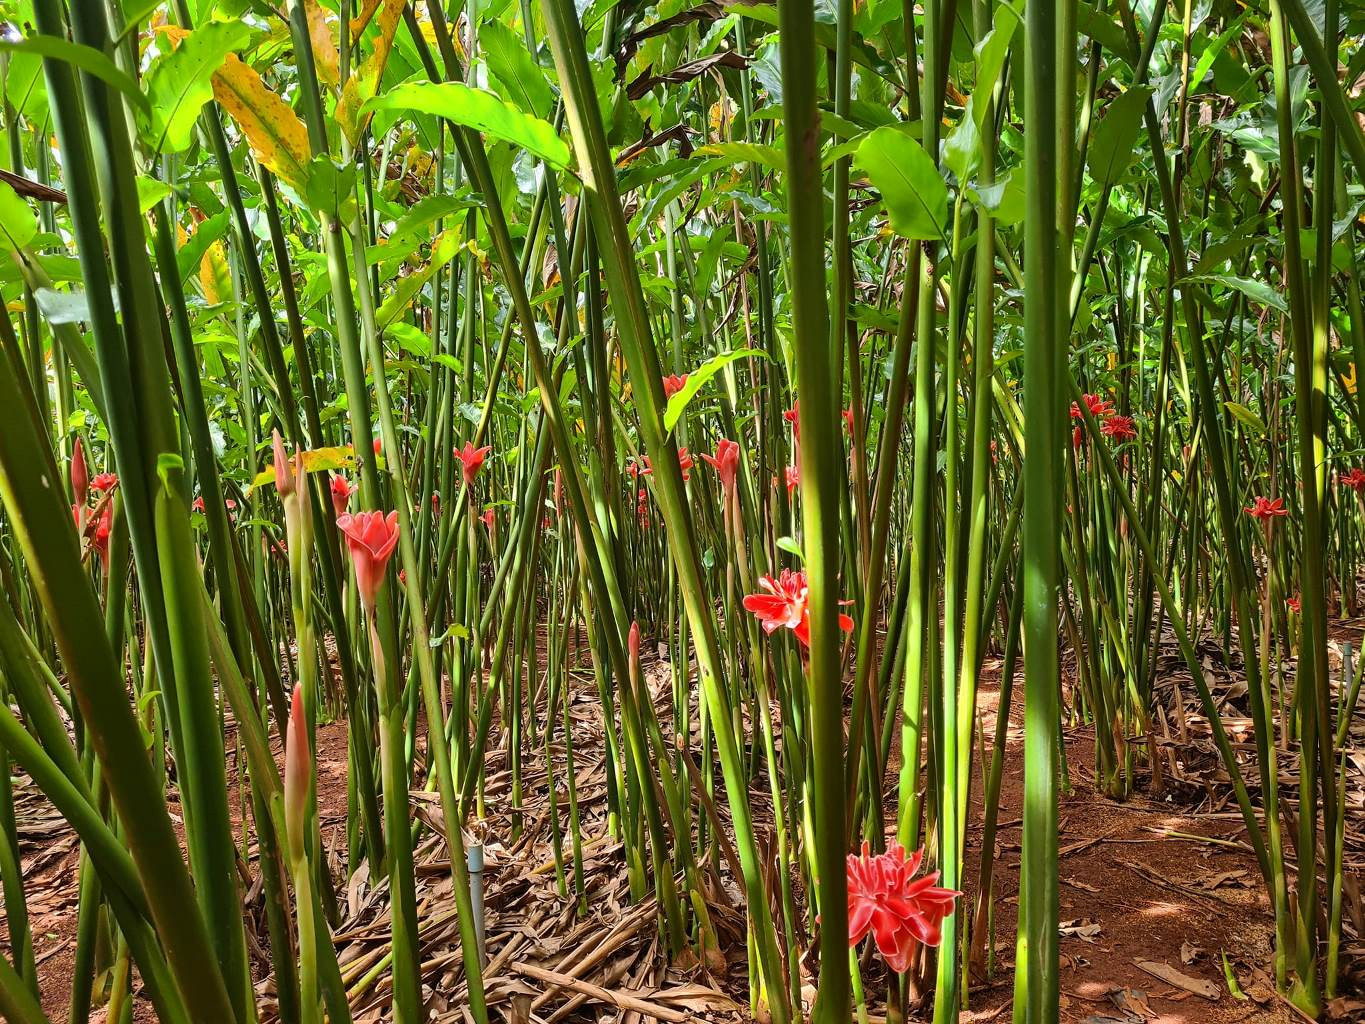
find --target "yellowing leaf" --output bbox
[1346,362,1357,396]
[304,0,340,87]
[337,0,405,144]
[211,55,311,192]
[248,445,359,492]
[199,238,231,304]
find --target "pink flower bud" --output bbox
[273,430,295,497]
[71,437,89,506]
[283,683,310,861]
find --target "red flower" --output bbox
[785,464,801,496]
[330,475,354,518]
[456,442,493,487]
[677,446,694,482]
[336,510,400,610]
[784,401,800,440]
[1070,393,1114,420]
[662,374,689,399]
[1100,415,1137,442]
[846,841,961,973]
[1245,496,1289,520]
[701,439,741,495]
[192,496,206,513]
[90,473,118,493]
[71,437,89,506]
[73,501,113,566]
[1341,468,1365,492]
[843,406,856,434]
[480,507,495,531]
[373,437,383,455]
[629,456,652,479]
[742,569,853,648]
[1287,597,1301,614]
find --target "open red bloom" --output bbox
[480,507,496,531]
[336,510,400,610]
[1341,468,1365,492]
[662,374,689,399]
[457,442,493,487]
[677,446,694,482]
[90,472,118,493]
[846,841,961,973]
[1245,496,1288,520]
[784,401,800,440]
[1070,393,1114,420]
[331,475,354,518]
[373,437,383,455]
[701,439,741,495]
[785,464,800,496]
[743,569,853,648]
[192,496,206,513]
[1100,415,1137,442]
[1287,596,1301,614]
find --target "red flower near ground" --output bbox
[456,442,493,487]
[331,475,354,518]
[336,510,400,609]
[273,430,296,497]
[373,437,383,455]
[192,496,206,513]
[785,464,800,496]
[1341,468,1365,492]
[90,473,118,493]
[629,456,652,479]
[1287,597,1301,614]
[742,569,853,648]
[74,502,113,565]
[1100,415,1137,442]
[784,401,800,440]
[1070,393,1114,420]
[662,374,689,399]
[701,439,741,495]
[846,841,962,973]
[678,446,694,482]
[1245,496,1289,521]
[480,508,496,531]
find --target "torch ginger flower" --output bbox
[846,841,961,972]
[1245,496,1289,521]
[90,473,118,493]
[1070,393,1114,420]
[1341,468,1365,492]
[785,464,801,496]
[336,510,400,610]
[701,439,741,495]
[742,568,853,648]
[480,508,496,531]
[71,437,89,507]
[1100,415,1137,442]
[662,374,688,399]
[283,683,310,861]
[456,442,493,487]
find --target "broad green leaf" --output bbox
[972,0,1021,133]
[0,180,38,252]
[1190,13,1249,91]
[0,36,148,114]
[481,19,555,119]
[144,20,252,154]
[662,348,767,433]
[1184,271,1290,315]
[363,81,571,168]
[1224,401,1267,435]
[945,96,981,182]
[136,177,173,214]
[1087,86,1152,187]
[248,445,359,492]
[856,126,948,240]
[696,141,785,169]
[376,228,463,328]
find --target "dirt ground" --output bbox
[6,622,1361,1022]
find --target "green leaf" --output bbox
[480,19,555,119]
[362,81,570,168]
[972,0,1021,133]
[0,35,148,114]
[856,126,948,240]
[1087,86,1152,187]
[696,141,785,169]
[0,180,37,252]
[144,20,252,154]
[945,96,981,182]
[1223,400,1266,435]
[136,176,173,214]
[775,536,804,560]
[1184,271,1290,315]
[662,348,768,433]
